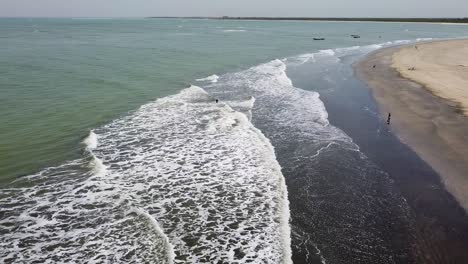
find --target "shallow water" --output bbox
[202,47,415,263]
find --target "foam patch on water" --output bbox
[0,86,291,263]
[287,53,317,65]
[394,39,412,44]
[220,96,256,121]
[83,130,98,150]
[196,74,219,83]
[416,38,434,42]
[89,154,107,177]
[223,29,247,32]
[130,208,176,263]
[83,131,107,177]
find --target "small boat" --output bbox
[351,34,361,38]
[313,38,325,40]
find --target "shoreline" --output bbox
[355,40,468,212]
[288,44,468,262]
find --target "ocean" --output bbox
[1,18,468,263]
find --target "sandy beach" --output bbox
[356,39,468,212]
[394,40,468,115]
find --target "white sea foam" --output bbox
[222,96,256,120]
[83,130,98,150]
[223,29,247,32]
[225,96,255,111]
[213,39,431,146]
[0,85,291,263]
[92,85,291,262]
[130,208,176,264]
[394,39,412,44]
[416,37,434,42]
[335,45,361,53]
[89,154,107,177]
[287,53,316,65]
[83,131,107,177]
[200,39,433,151]
[319,49,336,56]
[203,58,359,166]
[196,74,219,83]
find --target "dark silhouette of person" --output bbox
[387,113,391,125]
[215,99,219,103]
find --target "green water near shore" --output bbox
[1,18,467,182]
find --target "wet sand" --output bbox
[287,49,468,263]
[351,41,468,263]
[355,41,468,213]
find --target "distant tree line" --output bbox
[219,17,468,23]
[150,16,468,24]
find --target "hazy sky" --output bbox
[0,0,466,18]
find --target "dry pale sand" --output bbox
[393,40,468,115]
[355,40,468,213]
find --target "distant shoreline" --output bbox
[149,16,468,24]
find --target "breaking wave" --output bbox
[83,130,98,150]
[196,74,219,83]
[0,85,291,263]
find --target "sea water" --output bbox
[1,18,468,263]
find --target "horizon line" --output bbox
[1,16,467,19]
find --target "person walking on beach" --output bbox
[387,113,391,125]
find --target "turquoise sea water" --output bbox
[2,18,468,263]
[1,18,467,182]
